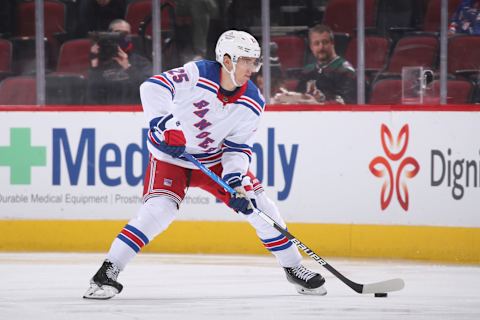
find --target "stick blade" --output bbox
[361,278,405,294]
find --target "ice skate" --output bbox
[83,260,123,300]
[284,264,327,295]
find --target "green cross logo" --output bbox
[0,128,47,184]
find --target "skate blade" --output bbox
[294,284,327,296]
[83,283,119,300]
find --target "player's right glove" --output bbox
[149,114,186,158]
[228,178,253,215]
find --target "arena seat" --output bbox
[433,79,474,104]
[383,33,439,74]
[271,35,306,73]
[125,0,176,66]
[0,39,13,81]
[15,0,66,40]
[55,39,92,76]
[345,35,391,72]
[322,0,376,34]
[369,78,402,104]
[125,0,175,36]
[448,35,480,78]
[13,0,66,73]
[0,76,36,105]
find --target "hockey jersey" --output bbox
[140,60,265,184]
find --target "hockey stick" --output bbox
[182,152,405,295]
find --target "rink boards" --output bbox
[0,105,479,263]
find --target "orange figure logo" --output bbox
[369,124,420,211]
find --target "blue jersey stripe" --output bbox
[147,79,174,99]
[223,172,241,184]
[160,72,176,89]
[223,140,252,150]
[237,101,260,116]
[196,83,217,94]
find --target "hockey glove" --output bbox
[228,178,253,215]
[149,115,186,158]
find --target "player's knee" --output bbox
[136,196,178,238]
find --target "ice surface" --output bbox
[0,253,479,320]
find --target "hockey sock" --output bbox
[106,196,178,270]
[246,192,302,268]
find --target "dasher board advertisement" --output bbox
[0,109,479,227]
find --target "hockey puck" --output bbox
[374,293,388,298]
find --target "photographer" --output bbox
[87,19,152,104]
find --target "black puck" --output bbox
[374,293,388,297]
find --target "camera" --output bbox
[89,31,126,62]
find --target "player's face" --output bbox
[234,57,261,85]
[309,31,335,63]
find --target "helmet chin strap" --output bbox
[221,60,241,87]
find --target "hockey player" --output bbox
[83,30,326,299]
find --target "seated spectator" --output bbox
[295,24,357,104]
[86,19,152,104]
[449,0,480,35]
[76,0,127,38]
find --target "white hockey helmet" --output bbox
[215,30,262,72]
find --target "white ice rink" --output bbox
[0,253,479,320]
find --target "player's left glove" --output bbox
[228,178,254,215]
[149,114,186,158]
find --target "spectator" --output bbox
[76,0,127,38]
[86,19,152,104]
[296,24,357,104]
[448,0,480,35]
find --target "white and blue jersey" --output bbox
[140,60,265,183]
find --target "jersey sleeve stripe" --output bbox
[156,114,173,131]
[198,77,219,90]
[147,78,175,99]
[197,78,219,94]
[153,74,176,93]
[222,140,253,161]
[223,172,242,185]
[241,95,264,111]
[196,82,217,94]
[190,150,223,161]
[148,130,161,145]
[223,140,252,149]
[237,101,260,116]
